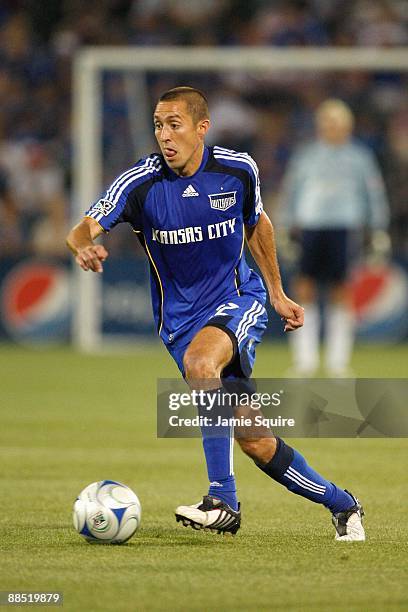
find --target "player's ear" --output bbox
[197,119,210,137]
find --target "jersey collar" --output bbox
[165,146,209,180]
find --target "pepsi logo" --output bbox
[350,262,408,341]
[1,261,71,344]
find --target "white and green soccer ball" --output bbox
[73,480,141,544]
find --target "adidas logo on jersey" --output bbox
[182,184,199,197]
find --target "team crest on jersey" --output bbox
[93,198,115,216]
[208,191,236,211]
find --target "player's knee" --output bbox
[183,352,218,382]
[237,436,277,464]
[237,437,260,459]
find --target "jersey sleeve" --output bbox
[85,155,161,232]
[243,155,263,227]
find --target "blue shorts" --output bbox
[165,294,268,379]
[300,229,352,282]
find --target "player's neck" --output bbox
[177,143,205,177]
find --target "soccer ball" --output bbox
[73,480,141,544]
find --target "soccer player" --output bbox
[67,87,365,541]
[280,99,390,377]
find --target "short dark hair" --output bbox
[158,86,209,123]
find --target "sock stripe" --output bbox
[284,473,326,495]
[286,466,326,491]
[229,426,234,476]
[284,469,326,495]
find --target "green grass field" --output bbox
[1,342,407,611]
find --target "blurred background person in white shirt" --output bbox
[280,99,390,376]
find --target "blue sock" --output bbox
[257,438,354,514]
[204,437,237,509]
[199,389,238,511]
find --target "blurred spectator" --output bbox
[351,0,407,47]
[251,108,292,204]
[130,0,227,45]
[252,0,329,46]
[0,140,68,256]
[279,99,390,376]
[383,107,408,256]
[0,1,405,260]
[0,166,23,256]
[207,88,257,150]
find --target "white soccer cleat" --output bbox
[175,495,241,535]
[332,491,365,542]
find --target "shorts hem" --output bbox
[202,321,238,367]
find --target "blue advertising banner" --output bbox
[0,256,407,344]
[101,257,155,337]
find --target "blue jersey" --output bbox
[85,146,266,344]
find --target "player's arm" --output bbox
[361,151,391,260]
[66,217,108,273]
[245,211,304,332]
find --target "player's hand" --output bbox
[367,229,391,265]
[75,245,108,273]
[272,294,304,332]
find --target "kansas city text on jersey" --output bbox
[152,218,237,244]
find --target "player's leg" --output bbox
[197,297,363,540]
[175,325,241,533]
[175,295,269,534]
[324,229,355,375]
[183,324,233,385]
[325,280,354,376]
[185,324,237,502]
[289,275,320,375]
[289,230,321,376]
[183,325,237,509]
[236,435,365,541]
